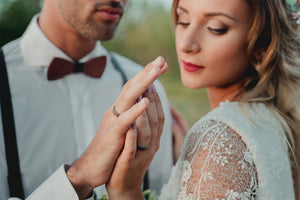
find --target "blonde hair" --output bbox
[172,0,300,198]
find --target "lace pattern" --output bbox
[159,102,294,200]
[177,120,258,200]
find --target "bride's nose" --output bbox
[177,28,201,54]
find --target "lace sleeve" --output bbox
[178,120,258,200]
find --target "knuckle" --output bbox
[127,149,136,159]
[117,117,127,127]
[143,132,151,142]
[156,143,160,151]
[159,115,165,123]
[122,91,130,102]
[153,143,160,153]
[152,118,159,127]
[151,147,159,155]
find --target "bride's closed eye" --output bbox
[207,27,228,35]
[176,21,190,27]
[176,7,190,28]
[206,20,229,35]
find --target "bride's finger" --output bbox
[136,110,151,147]
[141,85,159,146]
[149,85,165,153]
[119,127,137,163]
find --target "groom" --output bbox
[0,0,187,199]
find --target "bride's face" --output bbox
[175,0,252,90]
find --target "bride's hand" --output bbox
[106,83,165,200]
[66,56,168,199]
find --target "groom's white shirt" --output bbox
[0,15,173,200]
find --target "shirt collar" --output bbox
[20,14,107,67]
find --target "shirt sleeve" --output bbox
[178,120,258,200]
[25,165,79,200]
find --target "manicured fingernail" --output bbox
[152,56,162,66]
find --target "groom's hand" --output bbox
[66,57,168,200]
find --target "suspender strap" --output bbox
[0,49,147,197]
[108,51,150,191]
[108,51,128,85]
[0,48,24,198]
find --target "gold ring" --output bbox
[112,105,121,118]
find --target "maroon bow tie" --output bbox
[47,56,107,81]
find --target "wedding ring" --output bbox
[137,145,149,151]
[112,105,121,118]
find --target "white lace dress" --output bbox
[160,101,294,200]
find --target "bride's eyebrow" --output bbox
[176,6,188,14]
[204,12,238,22]
[176,6,238,23]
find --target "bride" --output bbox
[106,0,300,199]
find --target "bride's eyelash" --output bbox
[207,27,228,34]
[176,20,228,35]
[176,21,190,27]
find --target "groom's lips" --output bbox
[96,7,123,21]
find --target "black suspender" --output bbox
[0,48,25,199]
[108,51,128,85]
[0,50,149,197]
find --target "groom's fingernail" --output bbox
[152,56,162,66]
[148,66,161,76]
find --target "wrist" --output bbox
[66,164,94,200]
[107,187,144,200]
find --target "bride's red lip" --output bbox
[182,61,204,72]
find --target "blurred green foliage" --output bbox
[103,2,210,125]
[0,0,210,126]
[0,0,40,46]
